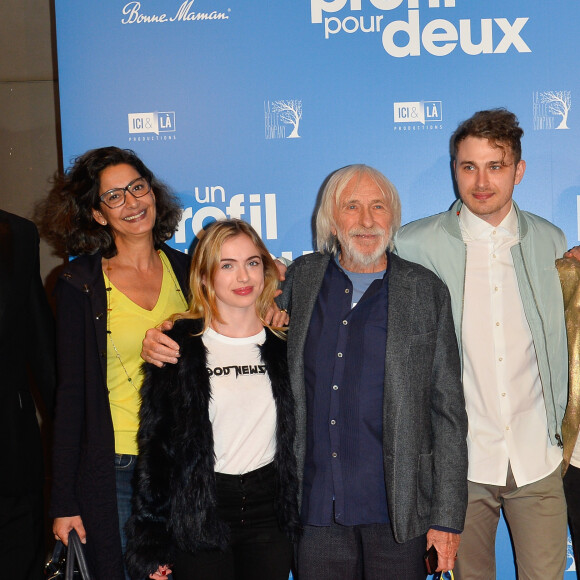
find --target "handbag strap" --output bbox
[66,529,95,580]
[45,539,66,579]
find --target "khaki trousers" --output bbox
[455,464,567,580]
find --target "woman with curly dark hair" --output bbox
[37,147,191,579]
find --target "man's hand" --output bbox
[141,320,179,367]
[564,246,580,260]
[426,528,460,572]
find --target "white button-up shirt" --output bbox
[460,203,561,486]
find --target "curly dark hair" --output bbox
[36,147,182,258]
[450,108,524,165]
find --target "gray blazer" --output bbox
[279,252,468,543]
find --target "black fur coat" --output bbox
[125,319,300,579]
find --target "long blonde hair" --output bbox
[176,219,281,334]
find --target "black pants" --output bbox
[564,463,580,577]
[296,520,427,580]
[173,463,292,580]
[0,492,45,580]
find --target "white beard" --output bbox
[337,227,389,268]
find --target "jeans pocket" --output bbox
[115,453,136,470]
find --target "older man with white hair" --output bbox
[277,164,467,579]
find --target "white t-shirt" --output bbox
[204,327,277,475]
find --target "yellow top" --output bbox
[104,251,188,455]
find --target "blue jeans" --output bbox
[115,453,136,580]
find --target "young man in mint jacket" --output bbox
[396,108,568,580]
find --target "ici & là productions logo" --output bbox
[533,91,571,131]
[264,100,302,140]
[393,100,443,131]
[128,111,176,142]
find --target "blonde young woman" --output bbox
[125,219,300,580]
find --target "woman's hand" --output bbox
[141,321,179,367]
[265,301,289,327]
[149,564,172,579]
[53,515,87,546]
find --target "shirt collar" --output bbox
[333,254,387,279]
[459,202,518,241]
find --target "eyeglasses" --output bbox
[99,177,151,209]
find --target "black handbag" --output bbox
[44,529,94,580]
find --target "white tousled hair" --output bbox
[315,164,401,254]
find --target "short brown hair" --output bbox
[450,108,523,164]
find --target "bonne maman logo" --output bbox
[128,112,176,140]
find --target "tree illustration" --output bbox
[540,91,571,129]
[271,100,302,138]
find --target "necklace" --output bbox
[159,251,187,306]
[105,250,186,390]
[106,280,137,391]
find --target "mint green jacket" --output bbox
[395,200,568,447]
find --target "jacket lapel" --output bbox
[386,254,414,356]
[287,253,330,365]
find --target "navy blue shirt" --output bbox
[301,257,390,526]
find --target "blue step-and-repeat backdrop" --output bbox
[55,1,579,576]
